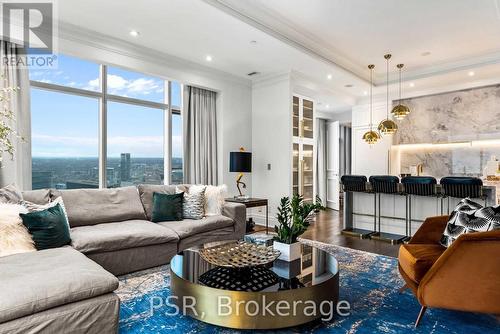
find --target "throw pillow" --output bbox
[151,192,184,222]
[21,196,70,226]
[440,198,500,247]
[20,203,71,250]
[177,185,206,219]
[204,184,227,216]
[0,203,36,257]
[0,184,23,204]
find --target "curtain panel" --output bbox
[182,86,218,185]
[0,41,31,189]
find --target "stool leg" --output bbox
[378,193,381,233]
[415,306,427,327]
[409,195,412,238]
[373,192,377,232]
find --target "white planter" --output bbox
[273,241,301,262]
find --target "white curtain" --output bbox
[315,118,327,203]
[0,41,31,190]
[182,86,218,185]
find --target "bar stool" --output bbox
[340,175,374,239]
[369,175,407,244]
[440,176,484,214]
[402,176,437,241]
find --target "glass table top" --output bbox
[170,240,338,293]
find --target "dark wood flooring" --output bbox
[254,208,400,258]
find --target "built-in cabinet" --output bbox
[292,95,315,203]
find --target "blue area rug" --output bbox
[117,240,499,333]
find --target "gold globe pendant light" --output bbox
[378,54,398,136]
[362,64,381,145]
[391,63,410,120]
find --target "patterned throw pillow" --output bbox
[204,184,227,216]
[0,184,23,204]
[177,185,206,220]
[440,198,500,247]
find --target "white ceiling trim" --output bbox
[202,0,368,84]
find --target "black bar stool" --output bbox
[369,175,407,244]
[340,175,374,239]
[402,176,437,241]
[440,177,484,214]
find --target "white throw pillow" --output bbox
[176,185,206,220]
[0,203,36,257]
[204,184,227,216]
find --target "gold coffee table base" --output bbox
[171,269,339,329]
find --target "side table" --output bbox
[225,197,269,234]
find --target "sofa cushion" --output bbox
[21,189,51,204]
[70,219,179,253]
[51,186,146,227]
[157,215,234,239]
[0,247,118,324]
[399,244,445,283]
[137,184,177,220]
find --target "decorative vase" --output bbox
[273,241,301,262]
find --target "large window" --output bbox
[29,54,183,189]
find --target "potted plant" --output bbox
[273,195,324,261]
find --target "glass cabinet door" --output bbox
[293,96,299,137]
[293,143,299,195]
[302,99,314,139]
[302,144,314,202]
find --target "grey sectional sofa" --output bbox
[0,185,246,334]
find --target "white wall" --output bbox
[251,73,292,226]
[56,28,252,196]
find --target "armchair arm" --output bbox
[222,202,246,239]
[417,230,500,314]
[409,215,449,244]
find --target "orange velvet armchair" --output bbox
[398,215,500,327]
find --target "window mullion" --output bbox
[164,81,172,185]
[99,65,107,188]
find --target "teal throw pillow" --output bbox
[151,192,184,222]
[20,203,71,250]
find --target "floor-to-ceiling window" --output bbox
[29,54,183,189]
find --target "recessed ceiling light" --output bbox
[363,91,368,95]
[421,51,431,56]
[409,82,415,87]
[129,30,140,37]
[468,71,475,76]
[326,104,330,108]
[205,55,213,62]
[327,74,332,80]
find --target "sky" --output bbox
[30,54,183,158]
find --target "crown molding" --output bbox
[56,21,252,88]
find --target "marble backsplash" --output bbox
[393,84,500,178]
[394,84,500,144]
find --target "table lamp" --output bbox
[229,148,252,199]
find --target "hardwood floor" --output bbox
[254,208,400,258]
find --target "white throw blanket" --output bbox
[0,203,36,257]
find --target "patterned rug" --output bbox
[117,240,499,333]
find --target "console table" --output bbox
[225,197,269,233]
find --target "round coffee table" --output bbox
[170,240,339,329]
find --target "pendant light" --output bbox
[391,63,410,120]
[363,64,381,145]
[378,54,398,135]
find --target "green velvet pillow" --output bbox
[20,203,71,250]
[151,192,184,222]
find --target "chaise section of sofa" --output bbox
[0,248,119,334]
[51,186,180,275]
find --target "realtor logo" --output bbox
[1,1,54,54]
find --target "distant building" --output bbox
[120,153,131,182]
[66,181,99,189]
[32,171,54,189]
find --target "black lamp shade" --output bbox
[230,152,252,173]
